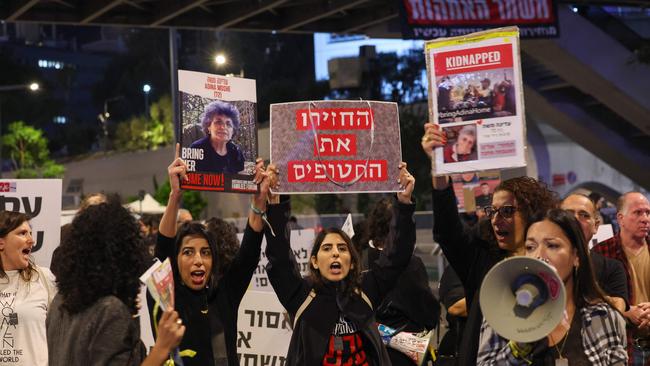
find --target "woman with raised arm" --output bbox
[477,209,627,365]
[421,123,559,365]
[149,144,269,366]
[263,162,417,365]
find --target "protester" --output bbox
[47,201,184,366]
[561,194,628,312]
[0,211,56,366]
[361,197,438,365]
[477,209,627,365]
[421,122,559,365]
[149,144,268,366]
[263,163,416,365]
[592,192,650,364]
[190,100,245,174]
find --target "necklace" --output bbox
[3,273,21,326]
[549,318,571,366]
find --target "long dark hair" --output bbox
[536,209,609,308]
[205,217,239,277]
[55,201,149,314]
[0,211,35,282]
[173,221,220,292]
[309,228,362,296]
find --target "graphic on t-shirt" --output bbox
[322,315,369,366]
[0,288,19,363]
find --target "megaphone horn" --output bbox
[479,256,566,343]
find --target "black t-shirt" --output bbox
[590,251,629,309]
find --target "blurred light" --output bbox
[29,83,39,91]
[572,6,578,13]
[53,116,66,124]
[143,84,151,93]
[215,54,226,65]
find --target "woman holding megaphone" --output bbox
[477,209,627,365]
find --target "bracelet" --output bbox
[250,203,276,237]
[250,203,265,215]
[508,340,533,364]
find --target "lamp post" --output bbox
[0,82,40,177]
[98,96,123,151]
[143,84,151,117]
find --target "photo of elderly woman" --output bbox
[190,100,245,174]
[443,124,478,163]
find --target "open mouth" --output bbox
[190,270,206,285]
[494,229,510,241]
[330,262,342,275]
[22,248,31,256]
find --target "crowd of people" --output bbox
[1,122,649,365]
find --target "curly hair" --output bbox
[0,211,35,282]
[55,202,150,314]
[201,100,240,136]
[308,228,362,297]
[364,197,395,250]
[205,217,239,277]
[495,176,559,229]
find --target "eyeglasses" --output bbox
[483,205,517,219]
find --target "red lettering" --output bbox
[434,44,513,75]
[287,160,388,183]
[295,108,373,131]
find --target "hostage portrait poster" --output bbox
[425,27,527,175]
[270,100,403,194]
[178,69,258,193]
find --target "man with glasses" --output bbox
[593,192,650,365]
[561,194,628,312]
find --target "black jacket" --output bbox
[190,136,245,174]
[150,224,263,366]
[264,198,416,365]
[432,185,505,366]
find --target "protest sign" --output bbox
[178,69,258,193]
[0,179,61,268]
[398,0,559,39]
[451,170,500,213]
[236,290,291,366]
[270,100,402,194]
[239,229,314,292]
[425,27,527,174]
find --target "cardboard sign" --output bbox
[270,100,402,194]
[0,179,61,268]
[178,69,258,193]
[426,27,527,174]
[236,290,292,365]
[398,0,559,39]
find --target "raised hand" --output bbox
[421,122,447,159]
[168,143,189,197]
[397,162,415,204]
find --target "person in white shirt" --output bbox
[0,210,56,366]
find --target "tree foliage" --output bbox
[114,95,174,151]
[2,121,64,178]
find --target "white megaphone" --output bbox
[479,256,566,343]
[377,324,434,365]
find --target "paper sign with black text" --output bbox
[270,100,402,194]
[426,27,527,174]
[178,69,258,193]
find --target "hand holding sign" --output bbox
[397,162,415,204]
[421,122,447,158]
[169,143,189,198]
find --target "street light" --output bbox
[214,54,226,66]
[143,84,151,117]
[0,82,40,177]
